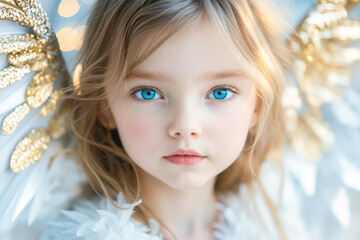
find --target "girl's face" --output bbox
[104,19,258,190]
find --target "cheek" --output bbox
[114,109,157,162]
[210,107,254,160]
[128,119,150,141]
[116,115,154,151]
[219,115,249,146]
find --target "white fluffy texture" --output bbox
[41,193,162,240]
[41,168,308,240]
[213,160,308,240]
[213,186,271,240]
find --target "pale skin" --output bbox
[99,18,258,240]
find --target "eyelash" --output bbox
[130,85,240,102]
[130,86,163,102]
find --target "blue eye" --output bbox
[134,88,162,100]
[207,88,234,100]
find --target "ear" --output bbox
[97,100,117,129]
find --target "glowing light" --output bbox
[306,55,314,62]
[308,44,315,51]
[58,0,80,18]
[56,26,84,52]
[73,64,82,95]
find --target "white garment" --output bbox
[39,166,307,240]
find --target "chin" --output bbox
[164,174,213,190]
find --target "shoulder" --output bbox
[40,193,162,240]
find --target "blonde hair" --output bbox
[66,0,292,239]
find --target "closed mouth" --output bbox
[164,155,205,166]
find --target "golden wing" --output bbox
[284,0,360,161]
[0,0,69,173]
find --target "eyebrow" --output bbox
[126,70,248,83]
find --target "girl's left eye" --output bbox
[207,87,235,100]
[133,88,162,101]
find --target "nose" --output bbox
[168,102,203,138]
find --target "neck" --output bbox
[135,171,219,240]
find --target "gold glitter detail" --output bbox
[10,128,51,173]
[286,0,359,160]
[26,72,55,108]
[1,0,16,5]
[0,2,32,27]
[49,103,69,139]
[1,103,30,135]
[290,113,335,160]
[0,65,31,89]
[8,51,47,67]
[320,0,345,3]
[40,89,61,117]
[306,55,314,62]
[14,0,52,39]
[0,0,60,94]
[0,34,37,53]
[0,0,70,172]
[30,57,49,71]
[331,20,360,41]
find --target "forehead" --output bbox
[127,19,250,83]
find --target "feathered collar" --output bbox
[47,185,280,240]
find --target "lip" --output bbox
[164,148,206,166]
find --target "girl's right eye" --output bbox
[132,87,162,101]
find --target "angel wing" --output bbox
[281,0,360,238]
[0,0,89,237]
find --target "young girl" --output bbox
[41,0,296,239]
